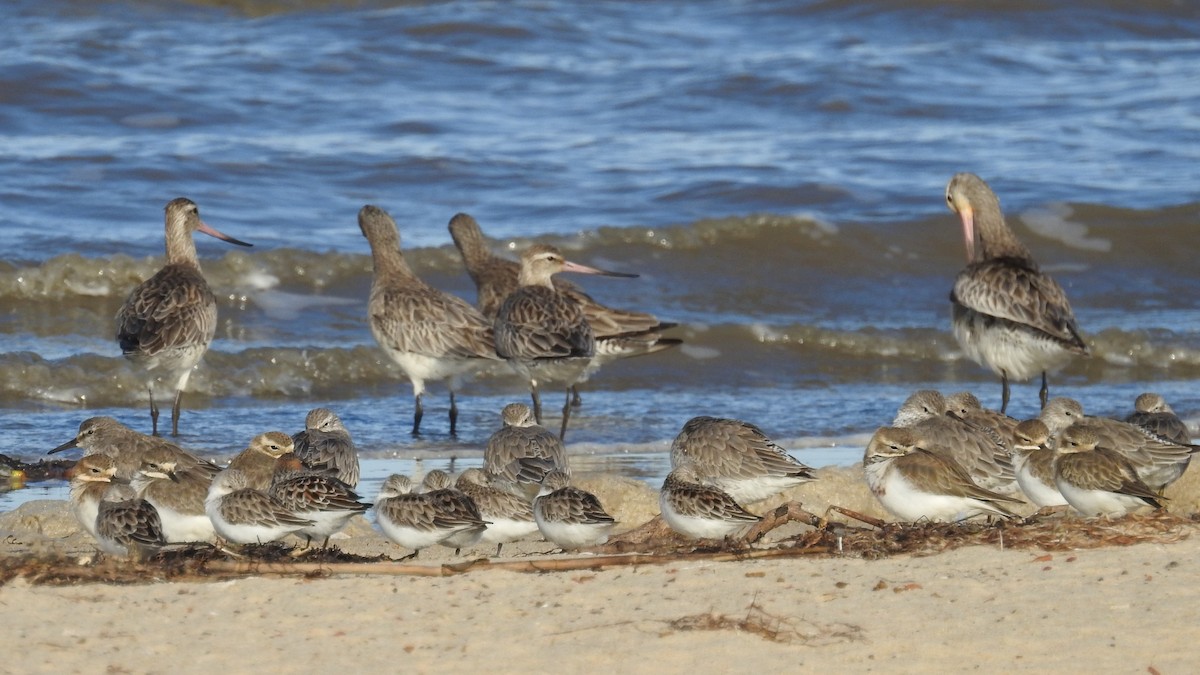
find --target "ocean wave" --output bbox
[4,322,1199,407]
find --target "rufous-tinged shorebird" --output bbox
[116,198,252,436]
[359,205,500,437]
[205,469,314,545]
[269,455,370,549]
[945,173,1088,413]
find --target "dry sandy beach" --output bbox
[2,465,1199,673]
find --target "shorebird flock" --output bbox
[48,171,1195,560]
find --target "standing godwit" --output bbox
[449,213,680,407]
[493,244,637,439]
[116,198,252,436]
[945,173,1088,413]
[358,205,500,436]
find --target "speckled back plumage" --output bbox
[292,408,361,488]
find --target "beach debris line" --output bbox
[1,506,1196,586]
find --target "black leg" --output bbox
[148,387,160,437]
[559,388,572,440]
[449,391,458,437]
[412,393,423,437]
[570,385,583,409]
[1000,373,1011,415]
[171,389,183,437]
[1039,371,1049,409]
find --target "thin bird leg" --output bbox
[1039,371,1049,409]
[559,388,572,441]
[530,382,543,425]
[171,388,184,437]
[412,392,424,437]
[1000,372,1011,415]
[148,386,160,437]
[449,391,459,437]
[570,385,583,409]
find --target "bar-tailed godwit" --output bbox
[945,173,1088,413]
[359,205,500,436]
[116,198,252,436]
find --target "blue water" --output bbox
[1,0,1199,511]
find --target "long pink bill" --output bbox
[958,207,975,263]
[198,221,253,247]
[561,259,638,279]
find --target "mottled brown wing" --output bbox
[903,450,1022,506]
[292,428,360,487]
[674,417,813,480]
[369,282,498,360]
[1124,411,1192,446]
[485,426,568,476]
[97,500,166,548]
[952,260,1087,351]
[665,477,760,522]
[540,487,615,524]
[494,286,594,360]
[116,264,216,356]
[270,474,368,512]
[425,489,488,528]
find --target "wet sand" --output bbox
[1,465,1198,672]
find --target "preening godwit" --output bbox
[449,213,680,407]
[359,205,500,436]
[945,173,1088,413]
[493,244,637,440]
[116,198,252,436]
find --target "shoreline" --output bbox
[3,464,1200,672]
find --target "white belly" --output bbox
[659,494,751,540]
[1055,479,1148,517]
[1013,459,1067,508]
[952,305,1076,381]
